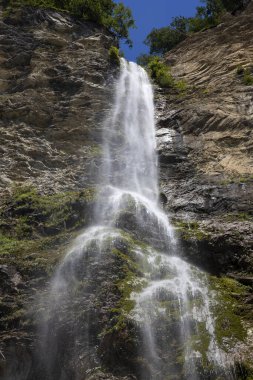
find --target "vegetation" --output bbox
[236,65,253,85]
[0,184,96,239]
[174,219,210,241]
[142,0,248,56]
[2,0,135,46]
[210,276,249,350]
[146,56,188,93]
[109,45,120,65]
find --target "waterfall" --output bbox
[37,59,236,380]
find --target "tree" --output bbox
[106,2,135,47]
[3,0,135,46]
[144,17,189,55]
[143,0,250,56]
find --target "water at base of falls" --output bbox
[38,59,236,380]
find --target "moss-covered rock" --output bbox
[0,184,97,365]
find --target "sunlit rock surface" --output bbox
[0,7,116,194]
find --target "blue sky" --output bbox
[115,0,201,61]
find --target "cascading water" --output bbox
[37,59,236,380]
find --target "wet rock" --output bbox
[0,7,117,195]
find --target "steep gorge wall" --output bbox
[0,8,125,380]
[0,6,116,194]
[154,5,253,372]
[0,4,253,379]
[155,3,253,274]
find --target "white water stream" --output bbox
[41,59,235,379]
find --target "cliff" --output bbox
[0,6,116,194]
[0,4,253,380]
[156,3,253,273]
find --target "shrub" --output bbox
[243,68,253,86]
[236,65,253,86]
[109,45,120,65]
[146,56,187,93]
[147,57,174,88]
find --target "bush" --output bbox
[109,45,120,65]
[3,0,135,46]
[146,56,187,93]
[243,69,253,85]
[147,57,174,88]
[144,17,189,55]
[236,65,253,86]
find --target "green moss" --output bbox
[220,175,253,185]
[210,276,248,350]
[243,70,253,86]
[236,361,253,380]
[99,236,149,338]
[174,220,210,241]
[0,184,97,279]
[191,321,211,366]
[0,232,75,277]
[0,184,96,239]
[223,213,253,222]
[89,145,103,157]
[107,247,145,332]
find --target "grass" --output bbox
[236,65,253,86]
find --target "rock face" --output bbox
[0,6,116,195]
[154,4,253,372]
[155,2,253,272]
[0,4,253,380]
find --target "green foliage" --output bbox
[144,16,188,55]
[136,54,155,67]
[147,57,173,87]
[109,45,120,65]
[0,184,96,240]
[146,56,188,94]
[210,276,248,350]
[174,219,210,241]
[105,2,135,47]
[243,69,253,86]
[144,0,249,55]
[3,0,135,46]
[223,212,253,222]
[236,65,253,86]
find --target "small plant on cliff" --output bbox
[109,45,120,65]
[147,57,174,88]
[243,68,253,86]
[3,0,135,46]
[236,65,253,86]
[146,56,188,94]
